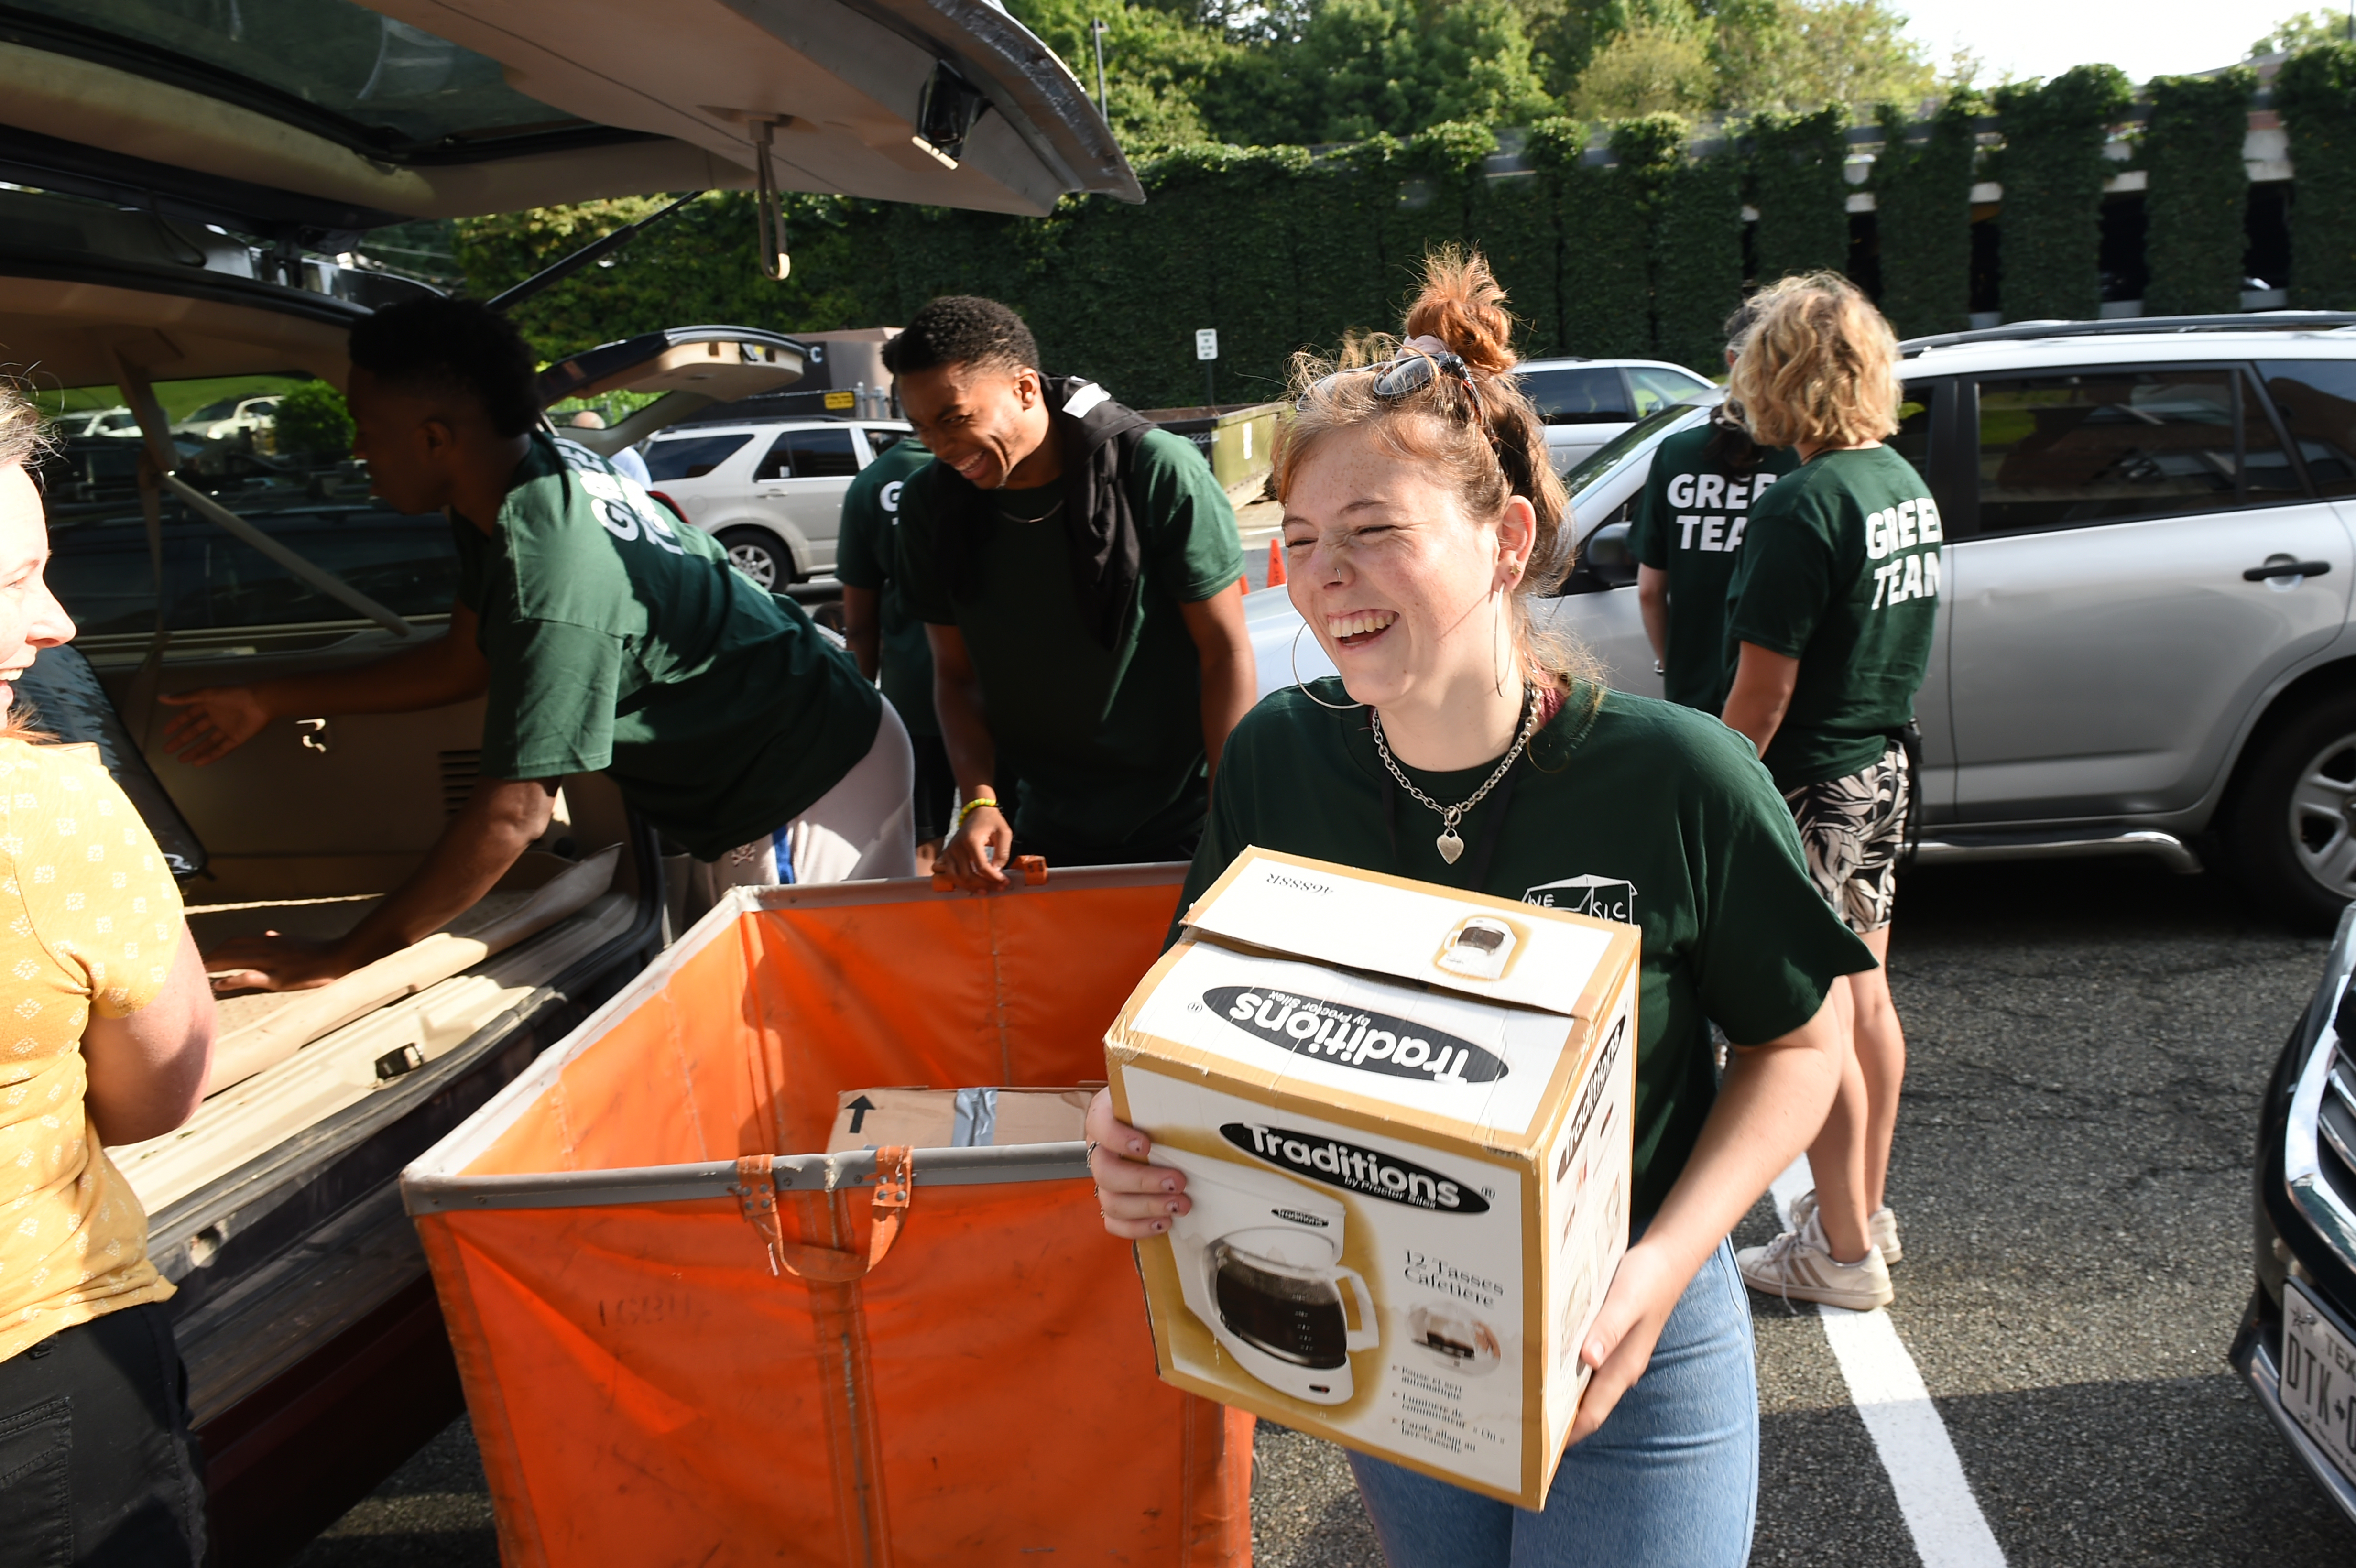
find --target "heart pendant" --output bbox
[1436,828,1464,864]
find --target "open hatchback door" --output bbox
[0,5,1133,1564]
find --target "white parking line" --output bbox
[1770,1158,2008,1568]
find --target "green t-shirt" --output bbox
[1724,445,1941,792]
[833,438,939,739]
[899,428,1243,854]
[451,433,881,860]
[1177,683,1873,1220]
[1630,422,1800,712]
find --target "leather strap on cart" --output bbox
[732,1147,914,1280]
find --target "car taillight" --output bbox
[648,490,689,524]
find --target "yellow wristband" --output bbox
[956,796,1001,830]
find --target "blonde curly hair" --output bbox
[1726,272,1902,451]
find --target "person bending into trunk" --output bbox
[1631,297,1797,712]
[1719,273,1938,1312]
[1085,252,1872,1567]
[886,297,1255,887]
[160,298,913,993]
[0,382,217,1565]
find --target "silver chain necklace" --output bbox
[1370,687,1540,865]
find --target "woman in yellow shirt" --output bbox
[0,383,217,1565]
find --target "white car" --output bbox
[172,392,282,445]
[639,417,915,589]
[1516,357,1714,475]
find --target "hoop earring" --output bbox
[1493,590,1508,697]
[1292,622,1363,710]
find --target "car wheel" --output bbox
[716,527,787,590]
[2227,687,2356,927]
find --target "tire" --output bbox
[716,527,789,591]
[2226,686,2356,928]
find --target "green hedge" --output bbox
[2275,44,2356,309]
[2143,69,2256,316]
[1989,65,2135,322]
[1748,107,1850,282]
[1870,97,1980,338]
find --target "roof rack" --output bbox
[1898,312,2356,358]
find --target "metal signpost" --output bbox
[1197,327,1218,409]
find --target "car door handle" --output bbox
[2244,560,2333,581]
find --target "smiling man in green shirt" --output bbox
[888,296,1255,887]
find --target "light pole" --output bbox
[1091,19,1110,120]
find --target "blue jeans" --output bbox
[1348,1240,1758,1568]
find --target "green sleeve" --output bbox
[476,619,622,781]
[1631,460,1674,570]
[835,475,885,591]
[1685,724,1876,1042]
[894,470,959,626]
[1726,486,1836,660]
[1134,429,1243,604]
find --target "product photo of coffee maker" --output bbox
[1152,1146,1381,1405]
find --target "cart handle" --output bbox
[733,1146,913,1282]
[930,854,1049,893]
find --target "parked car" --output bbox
[639,417,915,588]
[0,0,1134,1560]
[59,403,142,438]
[2236,908,2356,1529]
[1253,314,2356,927]
[1516,356,1715,475]
[173,392,283,446]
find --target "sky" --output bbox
[1892,1,2335,86]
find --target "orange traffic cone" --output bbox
[1265,536,1287,588]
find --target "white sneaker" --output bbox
[1736,1214,1894,1310]
[1787,1188,1902,1266]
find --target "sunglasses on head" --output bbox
[1305,345,1483,410]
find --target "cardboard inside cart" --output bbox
[1104,847,1640,1508]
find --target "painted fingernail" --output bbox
[1161,1178,1177,1193]
[1129,1139,1145,1154]
[1153,1220,1167,1231]
[1167,1200,1181,1214]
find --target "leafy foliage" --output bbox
[273,381,353,459]
[1650,140,1746,368]
[1989,65,2135,322]
[1572,12,1715,120]
[1748,105,1850,280]
[1870,94,1981,338]
[2274,42,2356,308]
[2253,10,2356,59]
[1008,1,1237,152]
[2142,69,2256,316]
[1711,0,1936,114]
[1202,0,1554,145]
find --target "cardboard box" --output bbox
[1104,848,1638,1508]
[824,1087,1094,1154]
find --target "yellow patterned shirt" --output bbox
[0,738,185,1364]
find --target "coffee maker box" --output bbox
[1104,848,1638,1510]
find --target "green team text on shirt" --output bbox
[833,438,938,738]
[898,428,1242,853]
[1724,445,1940,792]
[1178,684,1870,1219]
[1630,423,1799,710]
[451,433,880,860]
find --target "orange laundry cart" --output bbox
[400,868,1254,1568]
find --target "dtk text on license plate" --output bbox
[2283,1280,2356,1487]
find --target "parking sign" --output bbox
[1196,328,1219,361]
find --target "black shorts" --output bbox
[0,1302,207,1568]
[1783,741,1910,934]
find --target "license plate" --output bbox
[2282,1281,2356,1489]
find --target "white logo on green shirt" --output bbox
[1523,873,1636,924]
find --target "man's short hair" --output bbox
[347,297,542,437]
[881,296,1039,378]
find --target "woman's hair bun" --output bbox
[1402,247,1517,377]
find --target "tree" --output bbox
[1007,0,1242,152]
[1572,4,1715,119]
[1712,0,1935,113]
[1206,0,1555,146]
[2253,9,2356,58]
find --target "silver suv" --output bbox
[1250,315,2356,925]
[1516,356,1713,475]
[641,417,915,589]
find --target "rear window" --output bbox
[1976,370,2297,534]
[645,433,754,481]
[1521,367,1631,425]
[1626,366,1709,417]
[754,427,861,481]
[2260,359,2356,497]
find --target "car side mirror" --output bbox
[1561,517,1639,594]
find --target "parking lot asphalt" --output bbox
[299,856,2356,1567]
